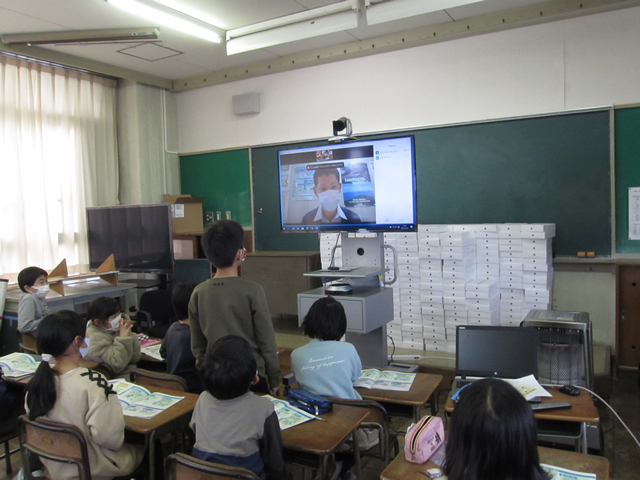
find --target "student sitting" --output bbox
[444,378,549,480]
[17,266,50,334]
[190,335,286,480]
[26,310,144,480]
[160,282,202,393]
[84,296,141,379]
[290,296,378,480]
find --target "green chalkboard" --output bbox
[615,107,640,253]
[180,150,252,227]
[252,110,611,255]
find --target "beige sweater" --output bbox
[85,324,141,379]
[27,367,144,480]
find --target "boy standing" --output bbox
[17,266,50,334]
[189,220,280,394]
[190,335,285,480]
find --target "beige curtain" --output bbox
[0,54,119,275]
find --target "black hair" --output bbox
[302,296,347,341]
[443,378,549,480]
[313,167,341,187]
[172,282,197,320]
[87,296,120,324]
[18,266,48,292]
[201,220,244,268]
[199,335,256,400]
[27,310,86,420]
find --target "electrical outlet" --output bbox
[205,211,214,224]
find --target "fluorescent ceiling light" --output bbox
[366,0,485,26]
[106,0,223,43]
[1,28,160,46]
[227,0,358,55]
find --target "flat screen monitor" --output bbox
[456,325,538,379]
[87,204,174,274]
[278,135,417,233]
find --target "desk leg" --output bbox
[148,430,157,480]
[580,422,587,454]
[320,455,329,480]
[413,406,420,423]
[352,431,361,480]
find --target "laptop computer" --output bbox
[451,325,538,397]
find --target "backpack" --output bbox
[404,415,445,464]
[287,389,333,415]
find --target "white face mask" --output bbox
[318,189,340,213]
[33,284,50,298]
[108,314,122,332]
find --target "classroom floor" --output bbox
[2,317,638,480]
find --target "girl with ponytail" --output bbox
[26,311,144,480]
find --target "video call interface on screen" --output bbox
[278,136,416,233]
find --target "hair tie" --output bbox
[41,353,53,363]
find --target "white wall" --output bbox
[177,7,640,153]
[175,7,640,352]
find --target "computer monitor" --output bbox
[456,325,538,379]
[277,135,417,233]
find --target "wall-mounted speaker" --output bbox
[232,92,260,115]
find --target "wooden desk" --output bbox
[380,446,610,480]
[277,347,443,422]
[5,358,100,386]
[357,372,443,422]
[280,402,368,480]
[124,386,198,480]
[445,386,599,453]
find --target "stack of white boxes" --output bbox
[417,225,449,352]
[319,223,555,353]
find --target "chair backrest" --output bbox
[19,333,38,354]
[138,289,176,323]
[132,368,188,392]
[17,415,91,480]
[327,397,391,464]
[166,453,259,480]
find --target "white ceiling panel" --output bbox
[0,0,629,85]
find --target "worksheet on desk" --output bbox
[542,464,596,479]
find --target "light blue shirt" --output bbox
[291,339,362,400]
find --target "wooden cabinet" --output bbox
[241,252,321,317]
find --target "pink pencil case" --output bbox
[404,415,445,464]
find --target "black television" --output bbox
[278,135,417,233]
[87,204,174,274]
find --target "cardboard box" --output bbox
[162,194,205,234]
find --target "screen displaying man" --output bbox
[301,167,361,224]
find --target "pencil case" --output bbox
[404,415,445,464]
[288,389,333,415]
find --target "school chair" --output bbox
[0,415,19,475]
[19,333,38,355]
[135,289,176,338]
[132,368,188,392]
[165,452,259,480]
[327,397,398,466]
[131,368,192,454]
[91,363,114,380]
[18,415,91,480]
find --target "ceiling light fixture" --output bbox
[105,0,224,43]
[1,28,160,46]
[226,0,358,55]
[366,0,485,26]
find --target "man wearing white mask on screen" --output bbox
[301,167,362,224]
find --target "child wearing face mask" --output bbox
[84,296,141,379]
[17,266,51,334]
[26,310,144,480]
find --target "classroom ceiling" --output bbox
[0,0,637,91]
